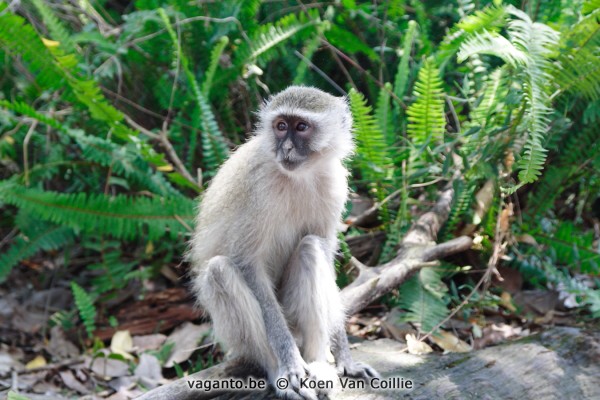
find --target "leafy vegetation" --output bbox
[1,0,598,347]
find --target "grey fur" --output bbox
[189,86,379,400]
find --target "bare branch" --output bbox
[123,115,200,189]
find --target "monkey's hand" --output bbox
[336,359,381,380]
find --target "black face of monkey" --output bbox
[272,115,313,171]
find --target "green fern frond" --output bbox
[31,0,73,51]
[43,43,138,142]
[582,0,600,14]
[349,89,393,187]
[375,83,395,148]
[398,267,449,333]
[529,126,600,215]
[459,6,560,190]
[438,4,507,63]
[202,36,229,98]
[516,138,548,186]
[406,59,446,146]
[0,223,75,283]
[457,5,507,33]
[408,0,432,53]
[71,282,97,338]
[0,3,63,89]
[87,248,137,294]
[537,222,600,274]
[441,180,476,240]
[393,20,417,105]
[0,182,195,241]
[509,7,559,187]
[0,100,181,196]
[234,12,320,68]
[555,6,600,100]
[159,9,229,173]
[457,31,527,66]
[324,25,379,61]
[470,68,508,126]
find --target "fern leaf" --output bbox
[438,3,507,64]
[582,0,600,14]
[393,20,418,104]
[529,126,600,215]
[456,5,507,33]
[349,89,393,188]
[234,12,320,68]
[42,42,138,142]
[0,182,195,241]
[202,36,229,98]
[31,0,73,51]
[71,282,97,338]
[459,6,560,189]
[0,223,75,283]
[470,68,508,126]
[0,100,181,196]
[554,7,600,100]
[375,83,395,148]
[457,31,527,66]
[537,222,600,274]
[406,59,446,146]
[398,268,449,333]
[508,6,559,187]
[441,180,476,240]
[0,3,63,89]
[159,9,229,173]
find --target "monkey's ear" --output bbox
[260,98,270,111]
[340,95,351,113]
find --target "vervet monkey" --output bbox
[189,86,379,400]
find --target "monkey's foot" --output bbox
[272,362,319,400]
[336,360,381,380]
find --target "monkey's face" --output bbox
[259,86,355,170]
[272,115,314,171]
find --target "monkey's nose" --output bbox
[282,141,294,157]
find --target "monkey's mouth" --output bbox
[281,157,302,171]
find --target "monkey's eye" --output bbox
[296,122,308,132]
[276,121,287,131]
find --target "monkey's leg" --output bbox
[196,256,277,373]
[279,235,344,363]
[331,324,380,379]
[280,236,380,380]
[198,256,318,400]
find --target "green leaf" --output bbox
[349,88,393,188]
[0,3,63,90]
[0,101,182,196]
[159,8,229,173]
[393,20,418,103]
[406,59,446,146]
[0,222,75,283]
[31,0,73,51]
[324,25,378,61]
[71,282,97,338]
[0,182,195,241]
[398,268,449,334]
[202,36,229,98]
